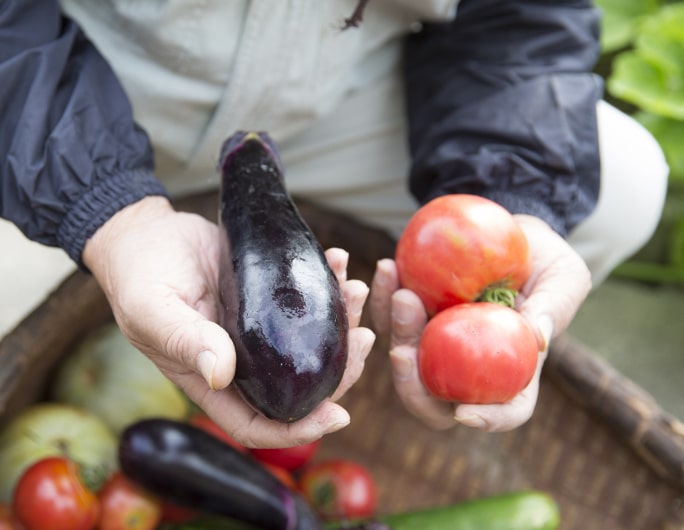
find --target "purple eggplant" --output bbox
[217,131,349,423]
[119,418,323,530]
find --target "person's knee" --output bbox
[569,102,670,285]
[603,103,669,245]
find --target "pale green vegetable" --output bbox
[0,403,117,502]
[51,323,190,435]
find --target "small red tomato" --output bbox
[97,472,162,530]
[12,456,100,530]
[189,414,247,452]
[299,459,377,521]
[396,194,530,315]
[0,504,18,530]
[418,302,538,404]
[250,440,320,471]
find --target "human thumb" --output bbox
[126,303,237,391]
[189,321,237,390]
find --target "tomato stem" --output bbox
[78,462,109,492]
[477,286,518,308]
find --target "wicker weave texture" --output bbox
[319,335,684,530]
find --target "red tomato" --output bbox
[396,194,530,315]
[299,459,377,521]
[418,302,538,404]
[12,456,100,530]
[0,504,17,530]
[189,414,247,452]
[250,440,320,471]
[97,472,162,530]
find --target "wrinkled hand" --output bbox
[369,214,591,432]
[83,196,374,447]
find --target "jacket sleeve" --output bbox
[404,0,604,237]
[0,0,168,266]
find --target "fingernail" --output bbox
[354,283,371,302]
[536,315,554,352]
[338,249,349,277]
[392,298,413,325]
[374,259,393,283]
[324,410,350,434]
[198,350,217,390]
[359,328,377,355]
[389,348,413,381]
[454,414,487,429]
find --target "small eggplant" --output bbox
[119,418,323,530]
[217,131,349,423]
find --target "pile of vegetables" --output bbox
[0,318,380,530]
[395,194,538,404]
[0,322,189,530]
[0,390,560,530]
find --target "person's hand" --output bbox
[83,196,375,447]
[369,214,591,432]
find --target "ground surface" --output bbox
[568,277,684,419]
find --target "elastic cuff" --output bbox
[57,169,169,268]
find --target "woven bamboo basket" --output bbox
[1,190,683,530]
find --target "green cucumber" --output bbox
[373,491,560,530]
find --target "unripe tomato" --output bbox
[396,194,530,315]
[418,302,538,404]
[12,456,100,530]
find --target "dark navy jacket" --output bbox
[0,0,603,266]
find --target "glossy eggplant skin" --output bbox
[218,131,349,423]
[119,419,323,530]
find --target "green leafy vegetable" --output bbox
[637,111,684,181]
[598,1,684,285]
[594,0,662,52]
[607,4,684,120]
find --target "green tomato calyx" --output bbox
[477,286,518,308]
